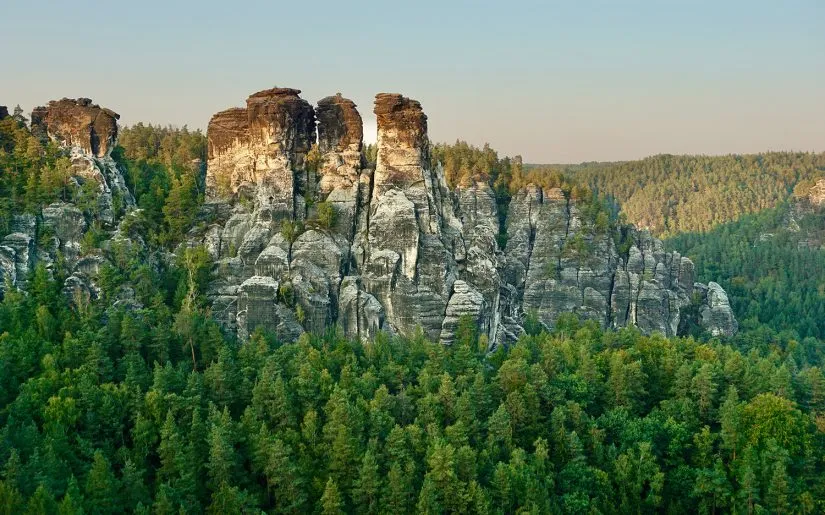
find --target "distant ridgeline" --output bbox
[528,153,825,237]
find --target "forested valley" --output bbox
[1,115,824,513]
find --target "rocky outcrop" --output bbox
[0,214,36,294]
[206,88,315,220]
[191,88,737,347]
[1,89,737,344]
[316,94,365,238]
[30,98,134,226]
[804,178,825,207]
[31,98,119,157]
[0,98,139,304]
[697,282,738,337]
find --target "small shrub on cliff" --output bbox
[306,143,321,175]
[278,282,295,307]
[280,219,304,244]
[315,201,336,230]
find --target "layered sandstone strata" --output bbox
[206,88,316,220]
[31,97,120,157]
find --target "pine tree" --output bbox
[58,476,83,515]
[119,460,149,512]
[381,462,412,514]
[206,407,236,492]
[319,478,344,515]
[0,481,23,515]
[84,451,118,515]
[352,447,381,514]
[766,461,790,515]
[719,386,741,461]
[26,485,57,515]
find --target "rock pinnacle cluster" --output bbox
[192,88,737,346]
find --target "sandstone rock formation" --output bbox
[191,88,738,346]
[31,98,120,157]
[804,178,825,207]
[30,98,134,225]
[697,282,739,337]
[206,88,315,220]
[0,89,738,343]
[315,94,365,238]
[1,98,137,302]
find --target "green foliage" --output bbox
[363,144,377,169]
[115,124,206,247]
[314,201,337,230]
[432,141,619,250]
[567,152,825,236]
[0,117,72,234]
[669,203,825,346]
[116,123,206,172]
[280,219,304,245]
[1,250,825,512]
[4,106,825,512]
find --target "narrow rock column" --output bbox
[206,88,315,220]
[359,94,459,341]
[316,94,365,238]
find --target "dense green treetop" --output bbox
[537,152,825,237]
[669,202,825,347]
[1,252,824,512]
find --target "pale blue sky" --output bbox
[2,0,823,162]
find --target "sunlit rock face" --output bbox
[1,98,141,307]
[206,88,316,220]
[30,97,119,157]
[315,94,365,239]
[192,87,737,346]
[29,98,134,226]
[805,179,825,207]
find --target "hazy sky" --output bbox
[2,0,823,163]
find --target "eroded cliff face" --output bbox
[192,88,738,346]
[0,98,136,303]
[206,88,315,220]
[30,98,134,225]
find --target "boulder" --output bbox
[700,282,738,337]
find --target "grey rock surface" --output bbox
[187,89,737,346]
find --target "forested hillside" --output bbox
[1,264,823,512]
[1,113,824,513]
[669,201,825,343]
[534,153,825,237]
